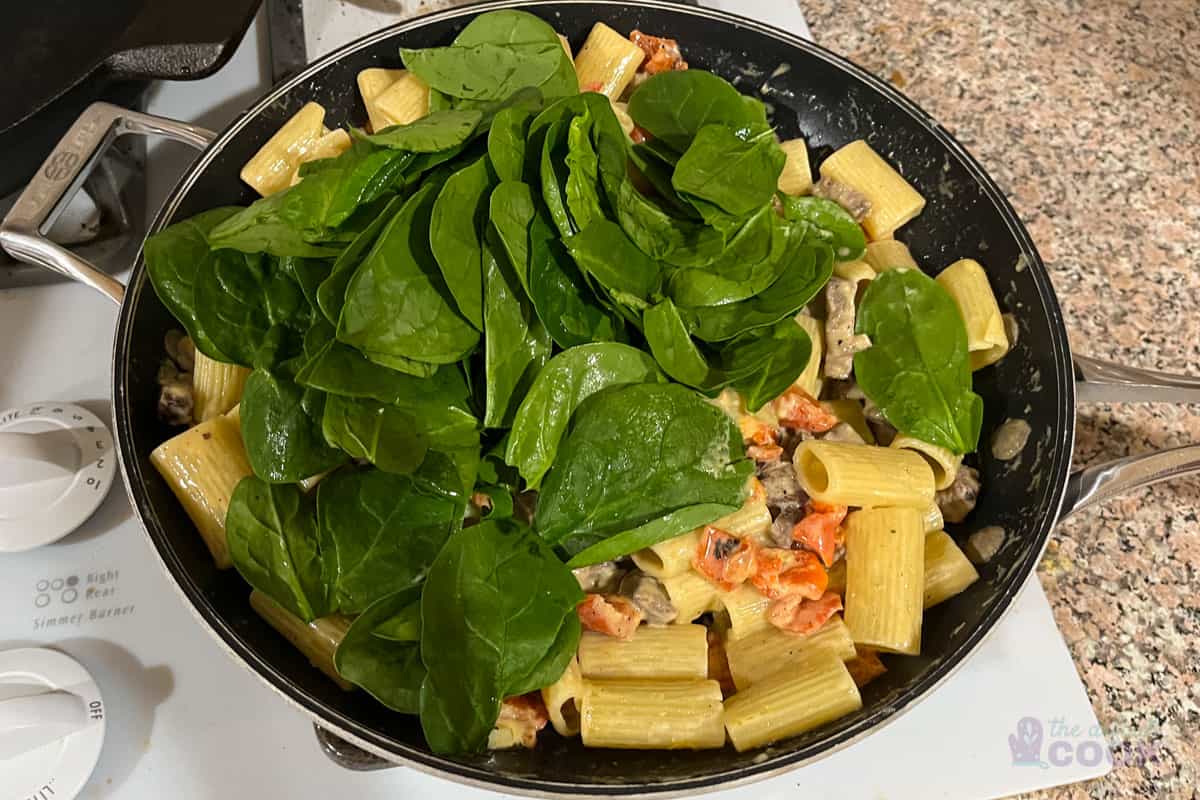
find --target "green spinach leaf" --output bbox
[673,125,785,217]
[226,477,331,621]
[506,343,666,489]
[564,111,604,230]
[853,269,983,454]
[780,194,867,262]
[419,519,582,753]
[564,219,662,304]
[642,298,714,388]
[241,369,350,482]
[723,319,813,412]
[535,383,753,555]
[566,503,737,568]
[362,109,482,151]
[316,195,407,325]
[488,105,535,182]
[338,183,480,365]
[334,586,425,713]
[430,155,497,329]
[318,469,462,613]
[627,70,770,152]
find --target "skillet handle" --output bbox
[1062,354,1200,517]
[0,102,216,305]
[312,724,393,771]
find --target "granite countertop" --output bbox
[802,0,1199,796]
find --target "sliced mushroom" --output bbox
[936,464,981,524]
[823,277,872,380]
[757,459,808,548]
[813,177,872,221]
[164,329,195,372]
[158,379,194,426]
[617,571,677,625]
[572,561,626,594]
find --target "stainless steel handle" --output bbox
[1074,354,1200,404]
[0,102,216,305]
[1064,355,1200,517]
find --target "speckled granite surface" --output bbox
[801,0,1199,797]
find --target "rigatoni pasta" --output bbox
[240,102,327,196]
[579,625,708,680]
[936,258,1009,371]
[843,507,925,654]
[723,654,862,751]
[890,433,963,491]
[581,679,726,749]
[864,238,918,272]
[192,351,250,422]
[250,590,353,690]
[573,22,645,99]
[725,617,856,691]
[660,570,723,622]
[541,656,584,736]
[819,139,926,240]
[793,440,936,509]
[631,488,771,578]
[372,71,431,130]
[923,531,980,608]
[717,584,772,642]
[777,138,813,195]
[150,414,252,568]
[792,314,825,399]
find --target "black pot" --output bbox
[4,2,1199,795]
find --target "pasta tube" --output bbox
[240,101,326,196]
[718,584,772,642]
[924,531,980,608]
[793,440,935,509]
[192,350,250,422]
[844,507,925,654]
[864,238,918,272]
[792,314,824,399]
[372,71,431,130]
[832,259,875,286]
[723,653,861,751]
[357,67,406,132]
[921,502,944,534]
[579,625,708,680]
[150,414,252,568]
[288,128,352,186]
[819,140,926,240]
[890,434,962,491]
[573,22,645,99]
[660,570,723,623]
[936,258,1009,371]
[581,679,725,749]
[777,138,813,195]
[632,486,771,578]
[249,590,353,690]
[821,399,875,444]
[540,656,584,736]
[725,616,856,691]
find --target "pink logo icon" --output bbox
[1009,717,1048,768]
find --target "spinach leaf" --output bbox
[371,598,422,642]
[628,142,699,219]
[321,395,428,475]
[362,109,482,152]
[566,503,737,568]
[451,10,577,101]
[529,234,623,348]
[482,231,552,428]
[402,43,565,104]
[687,236,833,342]
[564,111,604,230]
[359,348,440,378]
[419,519,582,753]
[488,105,535,182]
[192,250,311,368]
[535,383,753,555]
[318,469,462,613]
[241,369,350,482]
[226,477,331,621]
[665,207,780,307]
[506,343,666,489]
[414,446,480,500]
[284,256,332,309]
[627,70,770,152]
[564,219,662,305]
[338,183,480,366]
[642,298,714,388]
[673,126,785,217]
[488,180,538,295]
[297,322,470,407]
[334,586,425,713]
[316,195,407,325]
[780,194,867,262]
[539,118,575,237]
[854,269,983,454]
[430,156,497,329]
[723,319,813,412]
[143,207,242,361]
[615,179,727,269]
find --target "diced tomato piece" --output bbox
[692,526,757,591]
[630,125,651,144]
[747,443,783,462]
[582,80,604,93]
[629,30,688,75]
[577,594,643,640]
[773,387,839,432]
[767,591,843,635]
[750,548,827,600]
[706,628,736,696]
[499,693,550,728]
[739,414,777,446]
[844,648,888,688]
[791,500,848,567]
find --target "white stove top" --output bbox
[0,4,1110,799]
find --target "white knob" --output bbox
[0,431,79,488]
[0,689,87,760]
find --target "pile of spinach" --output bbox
[139,9,893,755]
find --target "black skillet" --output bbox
[4,1,1200,795]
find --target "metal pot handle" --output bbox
[1063,355,1200,518]
[0,102,215,305]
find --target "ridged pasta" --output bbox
[924,530,980,608]
[723,653,862,751]
[793,440,935,508]
[240,102,327,196]
[249,590,353,690]
[372,71,431,131]
[792,314,825,399]
[631,487,771,578]
[150,414,253,568]
[540,655,584,736]
[890,433,963,491]
[725,616,856,691]
[864,238,918,272]
[660,570,723,623]
[717,584,772,642]
[192,351,250,422]
[819,140,926,241]
[843,507,925,654]
[581,679,726,749]
[832,258,875,286]
[936,258,1009,371]
[573,22,645,99]
[777,138,813,195]
[579,625,709,680]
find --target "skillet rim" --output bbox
[112,0,1076,793]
